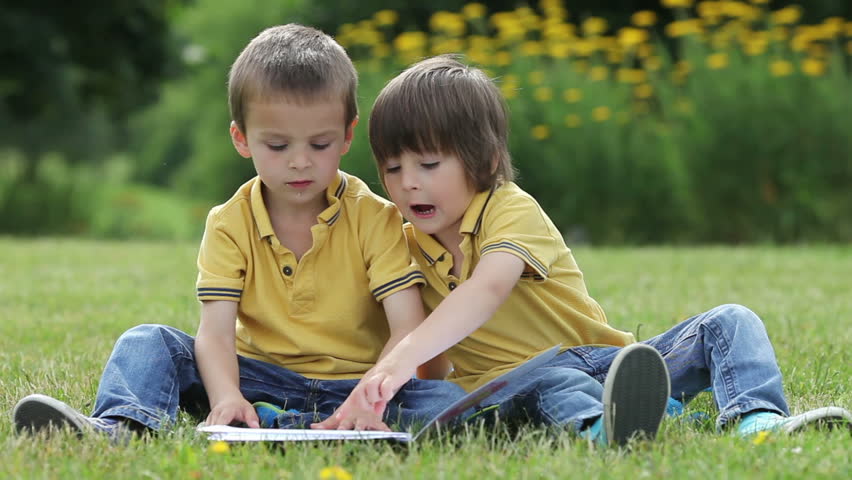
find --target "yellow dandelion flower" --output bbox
[582,17,608,36]
[589,66,609,81]
[801,58,826,76]
[634,83,654,99]
[752,431,771,446]
[548,42,572,59]
[563,88,583,103]
[706,52,729,69]
[666,19,704,37]
[209,441,230,454]
[564,114,582,128]
[750,0,770,4]
[661,0,694,8]
[631,10,657,27]
[744,38,768,56]
[592,106,612,122]
[531,124,551,140]
[393,31,427,52]
[373,10,399,27]
[698,1,724,24]
[430,11,467,36]
[571,39,597,56]
[534,87,553,102]
[462,3,487,20]
[770,60,793,77]
[771,6,802,25]
[617,27,648,48]
[319,466,353,480]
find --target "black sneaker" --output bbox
[13,393,131,442]
[602,344,671,446]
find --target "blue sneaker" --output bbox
[13,393,133,442]
[253,401,300,428]
[739,407,852,437]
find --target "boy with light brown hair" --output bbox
[14,25,462,438]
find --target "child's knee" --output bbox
[708,304,764,332]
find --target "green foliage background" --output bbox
[1,0,851,244]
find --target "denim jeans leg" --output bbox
[91,324,205,429]
[519,366,605,432]
[92,324,316,430]
[385,379,468,429]
[642,304,789,429]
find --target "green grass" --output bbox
[1,237,850,479]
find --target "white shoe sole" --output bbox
[783,406,852,434]
[13,394,88,435]
[603,344,671,446]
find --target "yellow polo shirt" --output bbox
[197,171,425,379]
[406,182,635,391]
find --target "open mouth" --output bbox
[411,204,436,217]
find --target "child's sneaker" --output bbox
[13,393,132,442]
[738,407,852,437]
[602,343,671,446]
[252,401,300,428]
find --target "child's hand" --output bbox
[206,395,260,428]
[311,388,391,431]
[345,360,416,418]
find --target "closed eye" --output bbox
[422,162,439,169]
[268,144,288,151]
[384,165,401,174]
[311,143,330,151]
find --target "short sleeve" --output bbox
[361,201,425,301]
[478,193,559,281]
[196,208,247,301]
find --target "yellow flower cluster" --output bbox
[339,0,849,138]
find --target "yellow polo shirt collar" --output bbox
[250,171,348,241]
[412,187,495,266]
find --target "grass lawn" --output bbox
[1,237,850,479]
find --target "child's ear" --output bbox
[490,155,499,175]
[341,116,359,156]
[230,121,252,158]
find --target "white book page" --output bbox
[197,425,412,442]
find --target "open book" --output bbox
[198,344,560,443]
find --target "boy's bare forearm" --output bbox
[195,301,243,406]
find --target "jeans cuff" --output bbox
[97,406,168,431]
[717,400,786,430]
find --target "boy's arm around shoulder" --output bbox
[195,300,259,428]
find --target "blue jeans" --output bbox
[91,324,466,430]
[484,304,789,431]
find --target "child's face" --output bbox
[230,98,354,208]
[382,151,476,242]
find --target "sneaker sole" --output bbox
[782,406,852,434]
[13,394,88,435]
[603,344,671,446]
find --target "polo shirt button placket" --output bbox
[448,281,457,291]
[283,265,293,276]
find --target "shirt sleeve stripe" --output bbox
[198,287,242,293]
[372,271,426,298]
[481,241,548,277]
[197,292,241,299]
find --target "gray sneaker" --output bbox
[13,394,128,440]
[603,344,671,446]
